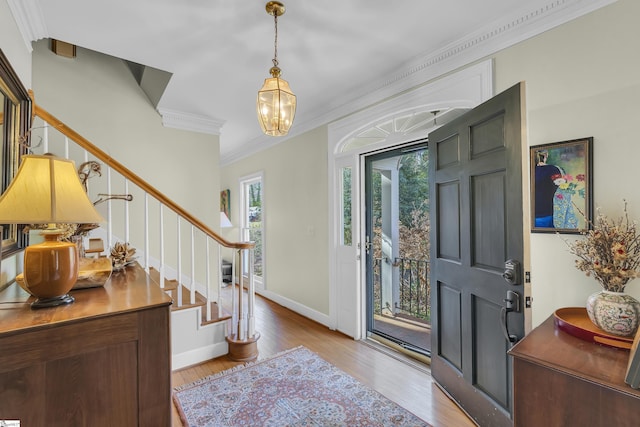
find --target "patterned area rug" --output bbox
[173,346,431,427]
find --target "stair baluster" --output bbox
[28,103,260,363]
[144,193,150,274]
[176,216,182,307]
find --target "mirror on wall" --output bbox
[0,91,4,158]
[0,49,30,258]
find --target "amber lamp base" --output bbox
[23,232,79,309]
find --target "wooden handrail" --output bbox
[33,104,253,250]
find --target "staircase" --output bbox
[28,102,259,369]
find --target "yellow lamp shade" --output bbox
[0,154,104,224]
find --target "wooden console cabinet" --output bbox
[509,315,640,427]
[0,264,172,426]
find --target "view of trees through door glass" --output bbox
[341,167,352,246]
[366,143,431,356]
[242,176,263,283]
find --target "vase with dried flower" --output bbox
[566,201,640,337]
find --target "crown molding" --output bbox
[220,0,617,166]
[6,0,48,51]
[369,0,617,96]
[157,107,225,136]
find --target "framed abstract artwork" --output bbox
[220,189,230,218]
[530,137,593,234]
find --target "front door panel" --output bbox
[429,83,526,427]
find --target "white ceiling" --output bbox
[7,0,614,164]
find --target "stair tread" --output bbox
[148,267,179,291]
[169,286,207,309]
[201,301,232,325]
[148,267,231,323]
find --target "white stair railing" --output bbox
[29,104,259,360]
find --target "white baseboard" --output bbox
[172,341,229,371]
[257,289,331,329]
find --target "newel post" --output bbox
[226,245,260,361]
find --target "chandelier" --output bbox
[256,1,296,136]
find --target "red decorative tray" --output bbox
[554,307,634,350]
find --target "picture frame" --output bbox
[220,189,230,218]
[530,137,593,234]
[0,49,31,258]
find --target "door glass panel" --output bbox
[248,180,262,278]
[341,167,352,246]
[241,176,264,284]
[366,143,431,357]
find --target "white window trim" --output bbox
[239,171,265,291]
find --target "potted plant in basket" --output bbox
[566,200,640,337]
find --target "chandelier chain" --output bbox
[272,12,279,68]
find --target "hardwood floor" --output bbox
[171,294,475,427]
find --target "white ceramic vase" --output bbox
[586,290,640,337]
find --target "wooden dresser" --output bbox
[0,264,172,426]
[509,315,640,427]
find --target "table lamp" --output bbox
[0,154,104,308]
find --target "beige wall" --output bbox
[31,40,220,227]
[495,0,640,326]
[220,126,330,316]
[29,40,220,286]
[0,1,31,88]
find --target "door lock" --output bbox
[502,259,522,286]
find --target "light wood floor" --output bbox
[171,294,475,427]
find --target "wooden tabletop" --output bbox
[509,315,640,397]
[0,263,172,337]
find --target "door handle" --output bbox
[500,290,521,346]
